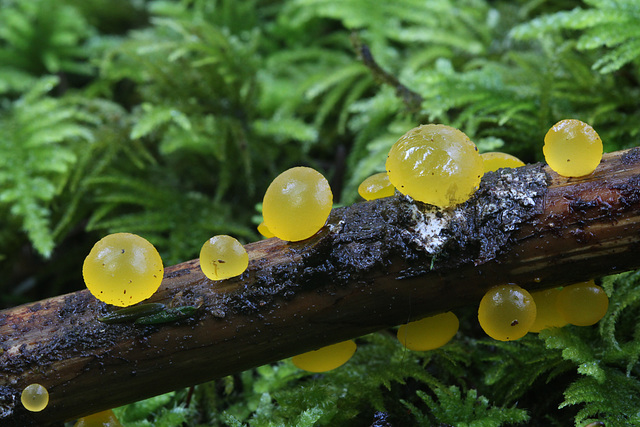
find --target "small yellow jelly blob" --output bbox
[481,152,525,173]
[74,409,123,427]
[257,221,274,238]
[83,233,164,307]
[199,235,248,281]
[529,288,567,333]
[397,312,459,351]
[557,280,609,326]
[291,340,356,372]
[543,119,603,177]
[385,124,483,207]
[21,383,49,412]
[357,172,395,201]
[478,284,536,341]
[263,166,333,242]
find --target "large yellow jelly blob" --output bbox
[358,172,395,201]
[83,233,164,307]
[529,288,567,333]
[481,152,525,173]
[397,312,459,351]
[385,124,483,208]
[557,280,609,326]
[74,409,123,427]
[199,235,248,281]
[263,166,333,242]
[478,284,536,341]
[21,383,49,412]
[543,119,603,177]
[291,340,357,372]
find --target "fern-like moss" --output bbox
[0,0,94,76]
[511,0,640,73]
[0,76,93,257]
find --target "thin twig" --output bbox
[351,32,424,112]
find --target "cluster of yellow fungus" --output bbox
[397,312,459,351]
[357,172,395,201]
[74,409,122,427]
[478,280,609,341]
[543,119,603,177]
[478,284,537,341]
[385,124,483,208]
[291,340,357,372]
[199,235,249,281]
[262,166,333,242]
[73,119,612,399]
[21,383,49,412]
[481,152,525,173]
[83,233,164,307]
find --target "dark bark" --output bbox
[1,148,640,425]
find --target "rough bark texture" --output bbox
[1,148,640,425]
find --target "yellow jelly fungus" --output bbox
[199,235,248,281]
[543,119,603,177]
[481,152,525,173]
[397,311,459,351]
[74,409,123,427]
[478,284,536,341]
[385,124,483,208]
[291,340,357,372]
[83,233,164,307]
[357,172,395,201]
[262,166,333,242]
[257,221,274,238]
[21,383,49,412]
[529,288,567,333]
[557,280,609,326]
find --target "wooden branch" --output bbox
[2,148,640,425]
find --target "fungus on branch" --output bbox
[1,148,640,425]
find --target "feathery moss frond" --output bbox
[511,0,640,73]
[535,271,640,425]
[403,386,529,427]
[561,369,640,426]
[0,0,94,76]
[0,76,93,257]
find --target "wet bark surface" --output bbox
[1,148,640,425]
